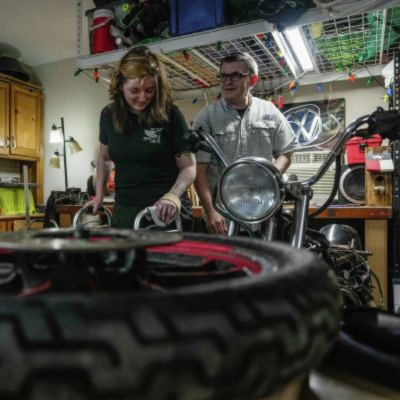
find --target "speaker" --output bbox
[338,164,365,205]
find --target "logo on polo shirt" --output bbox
[143,128,163,144]
[262,114,273,121]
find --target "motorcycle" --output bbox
[0,107,396,399]
[184,106,400,308]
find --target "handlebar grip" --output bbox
[184,128,212,154]
[84,205,95,214]
[83,205,107,214]
[368,107,400,140]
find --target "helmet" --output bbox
[319,224,362,250]
[0,56,29,81]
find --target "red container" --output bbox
[91,9,115,54]
[346,134,383,165]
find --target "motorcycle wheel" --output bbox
[0,230,341,400]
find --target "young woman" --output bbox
[86,46,196,230]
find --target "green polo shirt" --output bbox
[99,104,188,206]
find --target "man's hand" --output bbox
[205,209,227,235]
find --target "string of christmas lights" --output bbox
[73,63,389,106]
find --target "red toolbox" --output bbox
[346,134,383,165]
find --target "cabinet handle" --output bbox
[11,136,16,148]
[6,138,10,149]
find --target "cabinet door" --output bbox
[10,83,41,158]
[0,81,9,156]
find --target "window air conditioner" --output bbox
[286,151,337,204]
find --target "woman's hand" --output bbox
[154,199,178,226]
[85,197,103,214]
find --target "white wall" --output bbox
[33,57,388,202]
[35,58,109,200]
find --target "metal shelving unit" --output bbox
[0,183,38,188]
[391,50,400,312]
[76,1,400,97]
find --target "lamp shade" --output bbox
[69,137,83,154]
[48,118,81,191]
[49,153,61,169]
[49,125,63,143]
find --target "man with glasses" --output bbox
[192,51,299,234]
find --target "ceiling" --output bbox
[0,0,92,67]
[0,0,399,97]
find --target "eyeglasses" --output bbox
[217,72,250,82]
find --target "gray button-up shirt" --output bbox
[193,96,300,191]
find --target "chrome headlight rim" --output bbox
[218,157,285,224]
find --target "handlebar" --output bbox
[72,206,112,228]
[183,108,400,239]
[185,109,400,189]
[134,206,182,232]
[186,108,399,158]
[184,127,230,167]
[305,108,400,187]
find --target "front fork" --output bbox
[289,185,313,250]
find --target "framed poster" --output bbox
[281,98,346,150]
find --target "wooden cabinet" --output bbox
[0,80,9,156]
[0,80,42,158]
[0,73,44,204]
[10,83,42,158]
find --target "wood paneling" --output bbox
[365,146,393,206]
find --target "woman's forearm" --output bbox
[94,144,112,202]
[169,153,196,197]
[94,164,106,201]
[169,166,196,197]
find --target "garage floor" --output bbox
[261,371,399,400]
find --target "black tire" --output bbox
[0,231,341,400]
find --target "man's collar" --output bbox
[221,94,253,110]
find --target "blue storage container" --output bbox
[169,0,226,37]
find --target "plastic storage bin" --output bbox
[346,134,383,165]
[169,0,226,37]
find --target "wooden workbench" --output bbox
[0,213,45,231]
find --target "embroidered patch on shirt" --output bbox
[262,114,274,121]
[144,128,163,144]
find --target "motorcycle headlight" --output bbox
[218,157,285,223]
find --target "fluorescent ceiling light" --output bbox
[285,27,314,72]
[272,31,301,76]
[272,27,314,76]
